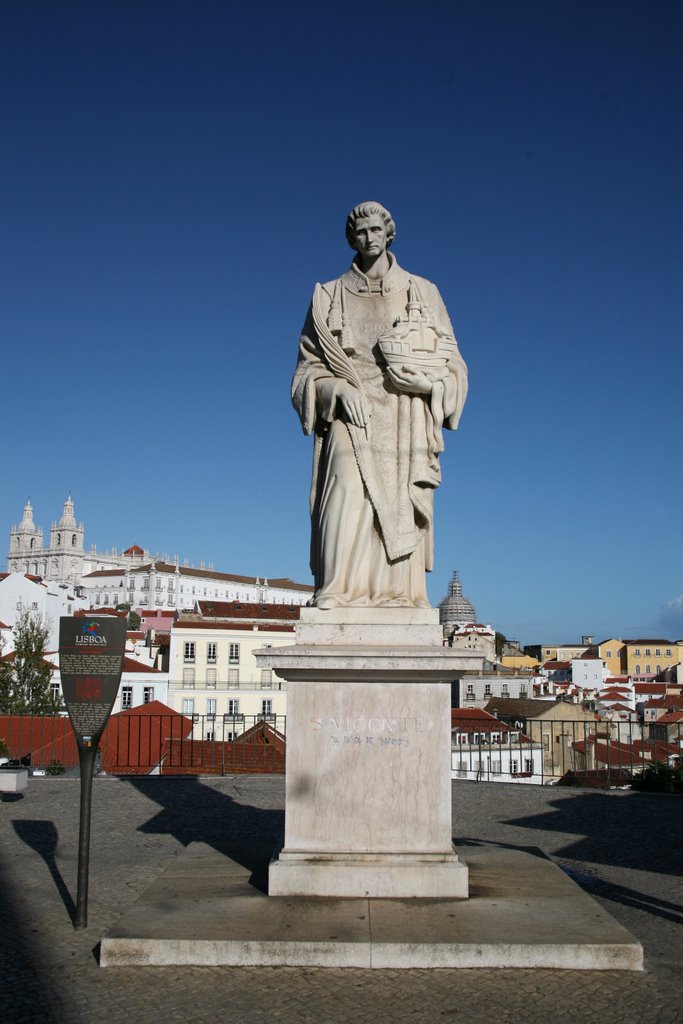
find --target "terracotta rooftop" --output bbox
[195,601,303,621]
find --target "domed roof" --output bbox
[58,496,77,528]
[17,499,38,534]
[438,570,476,628]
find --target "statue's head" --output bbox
[345,201,396,252]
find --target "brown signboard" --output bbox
[59,616,127,752]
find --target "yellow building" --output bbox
[583,637,624,677]
[500,653,540,670]
[620,639,681,677]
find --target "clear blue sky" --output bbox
[1,0,681,645]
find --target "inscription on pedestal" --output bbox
[284,680,453,855]
[312,713,424,751]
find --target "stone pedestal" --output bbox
[256,608,483,899]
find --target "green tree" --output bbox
[116,602,140,630]
[0,609,60,715]
[495,631,507,659]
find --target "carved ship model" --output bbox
[378,284,452,371]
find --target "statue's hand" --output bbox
[387,365,448,395]
[337,381,370,428]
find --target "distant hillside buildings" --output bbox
[6,496,313,611]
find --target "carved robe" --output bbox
[292,254,467,608]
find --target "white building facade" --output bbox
[81,561,312,614]
[0,572,87,651]
[167,610,299,739]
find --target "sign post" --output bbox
[59,616,126,929]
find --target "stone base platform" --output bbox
[269,847,469,898]
[100,841,643,970]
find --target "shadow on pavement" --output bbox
[501,791,682,877]
[12,819,77,923]
[124,776,284,891]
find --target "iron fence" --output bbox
[451,715,682,788]
[0,712,286,776]
[1,712,681,787]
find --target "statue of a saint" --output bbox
[292,202,468,610]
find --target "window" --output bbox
[501,684,509,696]
[655,648,661,657]
[228,699,240,715]
[491,760,501,775]
[207,642,217,663]
[207,698,216,719]
[656,665,661,674]
[121,686,133,709]
[261,669,272,688]
[519,685,527,697]
[646,665,651,674]
[181,698,194,715]
[524,759,534,773]
[229,643,240,664]
[228,668,239,684]
[645,648,651,657]
[206,731,215,741]
[51,682,61,702]
[635,664,640,674]
[510,760,519,775]
[206,668,217,688]
[182,668,195,687]
[261,699,272,715]
[465,683,475,701]
[666,649,672,657]
[184,642,195,663]
[606,650,612,658]
[634,648,641,656]
[484,684,491,696]
[143,686,154,703]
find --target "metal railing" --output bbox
[0,712,286,776]
[1,712,680,787]
[451,716,682,787]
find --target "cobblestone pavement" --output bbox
[1,776,681,1024]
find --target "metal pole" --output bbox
[74,745,97,929]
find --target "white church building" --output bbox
[7,496,313,613]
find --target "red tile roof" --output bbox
[101,701,193,774]
[657,711,683,724]
[121,656,159,674]
[195,601,303,621]
[81,569,125,578]
[451,708,500,722]
[174,620,296,633]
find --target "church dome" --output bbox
[58,496,77,528]
[17,500,37,533]
[438,570,476,628]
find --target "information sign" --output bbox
[59,615,126,928]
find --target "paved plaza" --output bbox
[1,775,681,1023]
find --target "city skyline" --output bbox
[1,1,680,644]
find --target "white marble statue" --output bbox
[292,202,468,610]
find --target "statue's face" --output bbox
[353,214,388,258]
